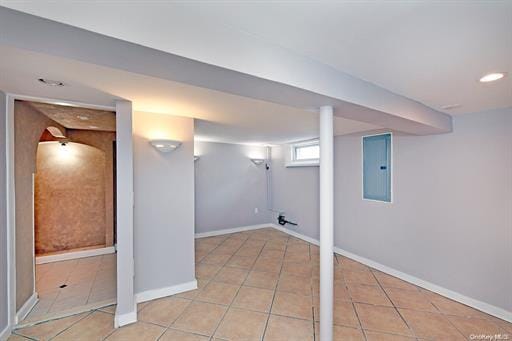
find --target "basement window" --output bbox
[363,133,392,202]
[286,139,320,167]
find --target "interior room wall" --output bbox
[35,141,107,254]
[13,100,66,310]
[67,130,116,246]
[194,141,270,234]
[132,111,195,295]
[0,91,9,336]
[271,107,512,314]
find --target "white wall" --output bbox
[271,108,512,314]
[0,91,9,337]
[133,111,195,295]
[194,141,270,234]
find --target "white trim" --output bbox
[114,310,137,329]
[195,224,271,238]
[6,94,16,330]
[35,246,116,264]
[7,93,116,112]
[267,225,512,323]
[0,325,11,341]
[15,293,38,324]
[135,280,198,304]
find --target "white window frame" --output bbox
[286,139,320,167]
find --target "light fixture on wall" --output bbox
[149,139,182,153]
[479,72,506,83]
[194,156,200,161]
[38,78,65,87]
[251,158,265,165]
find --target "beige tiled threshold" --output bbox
[22,253,117,324]
[12,228,511,340]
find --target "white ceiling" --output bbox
[1,1,510,115]
[0,46,378,144]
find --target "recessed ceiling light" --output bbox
[88,125,99,129]
[479,72,506,83]
[77,115,90,121]
[440,104,461,110]
[38,78,65,87]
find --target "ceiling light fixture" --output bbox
[77,115,90,121]
[479,72,506,83]
[251,158,265,165]
[88,125,99,129]
[38,78,65,87]
[440,104,461,110]
[149,139,182,153]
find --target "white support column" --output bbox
[114,100,136,327]
[319,105,334,341]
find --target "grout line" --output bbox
[46,310,94,340]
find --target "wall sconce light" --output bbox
[149,139,182,153]
[251,158,265,165]
[194,156,200,162]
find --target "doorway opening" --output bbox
[13,100,118,324]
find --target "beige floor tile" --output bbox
[244,271,279,290]
[364,330,417,341]
[354,303,413,336]
[252,259,282,274]
[338,256,371,272]
[343,269,379,285]
[235,246,262,257]
[373,271,418,291]
[106,321,165,340]
[232,286,274,313]
[399,308,466,340]
[196,281,240,306]
[314,323,365,341]
[277,273,312,296]
[259,249,285,259]
[214,308,268,340]
[447,315,507,339]
[385,287,437,312]
[213,267,249,285]
[314,298,360,328]
[271,291,313,320]
[159,328,209,341]
[52,311,115,340]
[172,301,227,336]
[138,296,191,326]
[176,279,209,300]
[225,255,256,270]
[264,315,314,341]
[195,263,222,280]
[201,253,232,266]
[347,284,393,306]
[425,291,489,318]
[99,304,117,314]
[281,261,313,278]
[16,312,89,340]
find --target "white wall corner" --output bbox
[114,308,137,329]
[15,292,38,324]
[135,280,197,304]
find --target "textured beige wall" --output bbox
[35,142,107,254]
[14,101,66,310]
[67,130,116,246]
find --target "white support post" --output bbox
[319,105,334,341]
[114,100,136,327]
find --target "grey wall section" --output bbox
[271,108,512,313]
[0,91,9,334]
[194,141,270,233]
[270,145,319,239]
[133,111,195,294]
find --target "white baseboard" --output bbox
[195,224,272,239]
[36,246,116,264]
[267,225,512,323]
[0,325,11,341]
[135,280,198,304]
[15,292,38,324]
[114,309,137,328]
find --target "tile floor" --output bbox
[11,228,511,340]
[23,253,117,323]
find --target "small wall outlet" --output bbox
[254,207,259,214]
